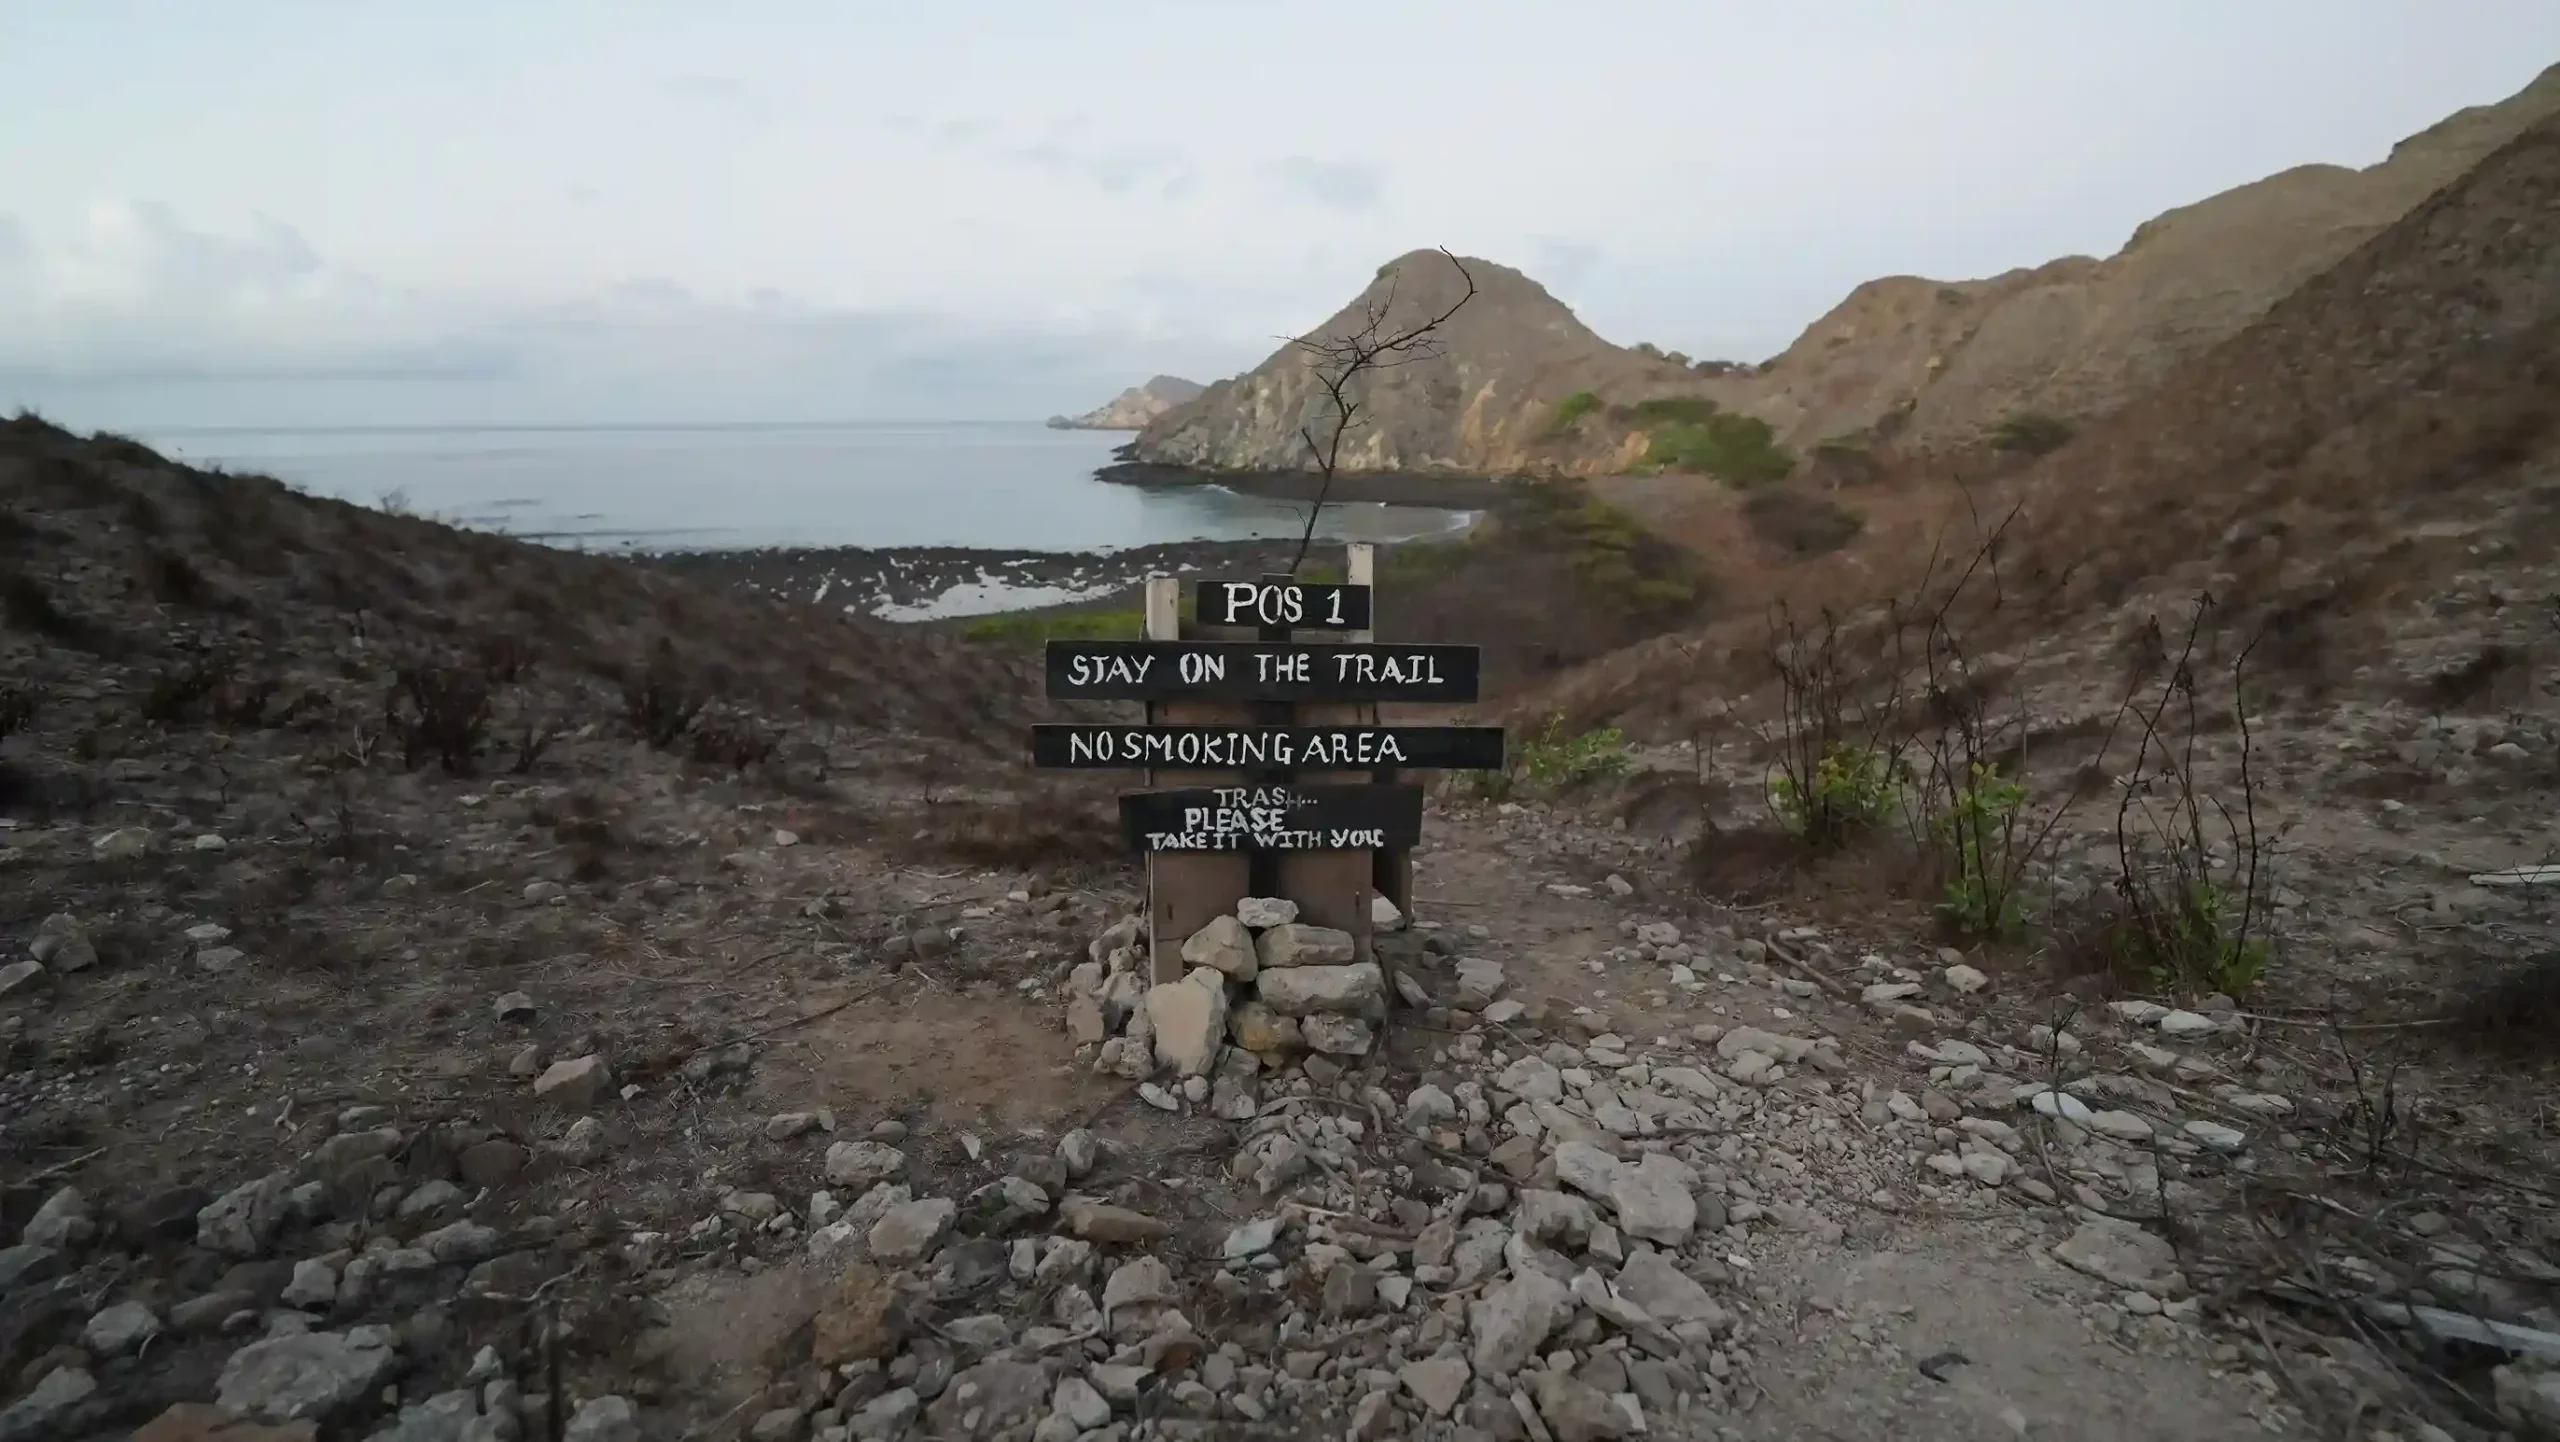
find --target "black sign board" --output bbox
[1031,724,1505,771]
[1120,784,1425,853]
[1045,640,1480,703]
[1193,580,1372,632]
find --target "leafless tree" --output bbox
[1285,248,1478,573]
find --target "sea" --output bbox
[135,421,1475,554]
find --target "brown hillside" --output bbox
[1709,61,2560,454]
[1132,250,1705,476]
[1541,102,2560,741]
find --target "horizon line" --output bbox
[128,419,1097,437]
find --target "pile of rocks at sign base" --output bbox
[1064,898,1417,1113]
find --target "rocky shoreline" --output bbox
[1095,452,1519,513]
[646,538,1379,621]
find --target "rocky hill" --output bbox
[1713,59,2560,455]
[1131,63,2560,479]
[1046,375,1205,431]
[1129,251,1708,477]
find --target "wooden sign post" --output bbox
[1032,544,1503,982]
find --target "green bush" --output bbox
[1547,391,1603,435]
[1620,396,1721,426]
[1770,743,1900,845]
[1931,762,2029,939]
[2110,883,2270,997]
[1990,410,2075,456]
[959,608,1145,644]
[1512,481,1700,618]
[1643,412,1796,487]
[1474,713,1633,799]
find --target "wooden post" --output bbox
[1352,545,1416,928]
[1144,576,1247,982]
[1276,543,1376,962]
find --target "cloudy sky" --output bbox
[4,1,2555,429]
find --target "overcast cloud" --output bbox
[2,0,2554,428]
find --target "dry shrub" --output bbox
[621,638,707,750]
[386,661,495,774]
[2445,952,2560,1056]
[1741,487,1864,558]
[906,792,1124,872]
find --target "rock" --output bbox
[1064,995,1106,1046]
[868,1199,956,1266]
[281,1258,339,1311]
[196,946,248,974]
[923,1360,1048,1437]
[532,1056,608,1108]
[2088,1110,2154,1141]
[1400,1356,1472,1418]
[845,1389,918,1442]
[1180,916,1257,981]
[130,1403,319,1442]
[1534,1369,1630,1442]
[1614,1250,1728,1333]
[1059,1197,1171,1244]
[492,992,536,1023]
[29,916,96,973]
[1518,1191,1598,1248]
[1960,1152,2010,1187]
[1235,897,1299,929]
[812,1266,909,1364]
[747,1409,801,1442]
[1145,972,1230,1077]
[0,960,49,1000]
[1223,1217,1282,1259]
[1256,962,1384,1016]
[2053,1218,2181,1292]
[1228,1001,1301,1053]
[2156,1010,2217,1038]
[83,1299,161,1355]
[1255,923,1356,970]
[216,1326,403,1425]
[1469,1270,1574,1377]
[1320,1262,1377,1319]
[1452,957,1508,1010]
[554,1116,607,1165]
[92,827,150,860]
[2182,1120,2248,1153]
[963,1177,1049,1234]
[1300,1014,1375,1055]
[0,1369,95,1442]
[1052,1376,1111,1430]
[1609,1154,1698,1245]
[20,1188,92,1250]
[199,1174,292,1258]
[1941,964,1990,995]
[420,1221,506,1265]
[562,1397,640,1442]
[1057,1130,1099,1178]
[1552,1142,1622,1199]
[1373,895,1405,930]
[824,1142,909,1190]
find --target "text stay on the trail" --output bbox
[1044,640,1480,703]
[1029,724,1506,771]
[1119,783,1425,853]
[1190,579,1372,632]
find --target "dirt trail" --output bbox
[1400,806,2274,1440]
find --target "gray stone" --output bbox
[845,1388,918,1442]
[1613,1250,1729,1333]
[1609,1153,1698,1246]
[0,960,47,1000]
[281,1258,340,1311]
[0,1368,94,1442]
[1180,916,1257,981]
[199,1173,293,1258]
[824,1141,909,1190]
[1255,923,1356,969]
[2053,1218,2182,1292]
[1234,897,1299,929]
[1534,1369,1631,1442]
[1255,962,1383,1017]
[83,1300,161,1355]
[1453,958,1508,1010]
[216,1326,404,1424]
[563,1396,640,1442]
[1400,1355,1472,1418]
[1146,971,1229,1077]
[1051,1375,1111,1430]
[1468,1270,1574,1377]
[421,1222,507,1265]
[1300,1014,1375,1055]
[532,1056,608,1109]
[366,1388,486,1442]
[1552,1142,1622,1199]
[20,1188,93,1250]
[868,1199,956,1266]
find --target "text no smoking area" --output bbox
[1029,724,1505,771]
[1044,640,1479,702]
[1120,784,1423,853]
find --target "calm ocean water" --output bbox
[136,422,1473,553]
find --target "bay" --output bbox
[136,420,1473,553]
